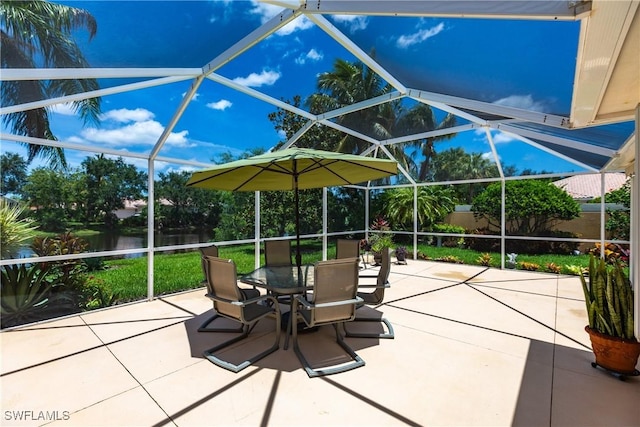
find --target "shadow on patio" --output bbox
[1,260,638,426]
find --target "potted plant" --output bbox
[369,233,393,266]
[368,216,393,266]
[394,246,408,264]
[580,254,640,378]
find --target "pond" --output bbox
[8,230,214,259]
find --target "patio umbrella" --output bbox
[186,147,398,266]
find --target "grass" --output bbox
[416,245,591,273]
[93,240,329,302]
[90,241,595,304]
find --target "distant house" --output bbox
[552,173,628,202]
[113,199,173,219]
[113,199,147,219]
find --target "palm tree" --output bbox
[431,148,499,203]
[381,186,457,231]
[308,58,394,154]
[397,103,457,181]
[1,0,101,168]
[307,58,457,179]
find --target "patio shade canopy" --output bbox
[0,0,636,178]
[186,148,398,192]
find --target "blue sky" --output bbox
[2,0,609,178]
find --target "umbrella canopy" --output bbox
[186,148,398,266]
[186,148,398,191]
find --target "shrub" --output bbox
[472,180,580,235]
[520,262,540,271]
[465,228,499,252]
[0,200,37,257]
[565,264,587,276]
[31,232,89,290]
[435,255,463,264]
[476,253,492,266]
[589,242,629,265]
[432,223,466,247]
[546,262,561,274]
[1,263,53,328]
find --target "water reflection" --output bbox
[8,231,214,259]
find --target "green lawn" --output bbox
[91,241,593,303]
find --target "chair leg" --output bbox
[203,316,281,373]
[343,315,395,339]
[293,320,365,378]
[198,313,244,333]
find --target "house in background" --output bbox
[113,199,173,220]
[552,173,628,202]
[113,199,147,220]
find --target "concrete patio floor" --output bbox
[1,259,639,427]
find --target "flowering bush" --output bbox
[589,243,629,265]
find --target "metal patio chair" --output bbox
[265,240,293,266]
[336,238,360,260]
[291,257,365,377]
[201,256,281,373]
[344,248,395,339]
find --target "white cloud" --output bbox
[396,22,445,48]
[492,132,516,144]
[492,94,546,112]
[248,1,313,35]
[249,1,282,23]
[206,99,233,110]
[277,17,314,35]
[49,103,76,116]
[295,48,324,65]
[100,108,155,123]
[178,92,200,101]
[474,128,516,144]
[332,15,368,33]
[78,108,190,148]
[232,69,281,87]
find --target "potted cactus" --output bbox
[580,254,639,378]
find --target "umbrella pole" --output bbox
[294,175,302,268]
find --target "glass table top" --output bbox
[240,265,314,295]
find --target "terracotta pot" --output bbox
[585,326,640,375]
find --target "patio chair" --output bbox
[198,245,247,333]
[291,257,365,377]
[344,248,394,339]
[336,238,360,259]
[199,244,219,282]
[201,256,281,373]
[265,240,292,266]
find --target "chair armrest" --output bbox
[205,293,278,308]
[294,295,363,310]
[356,282,390,289]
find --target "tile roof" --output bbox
[552,173,628,200]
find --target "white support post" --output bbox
[322,188,328,261]
[600,172,606,259]
[365,188,370,239]
[633,105,639,339]
[147,160,154,300]
[413,185,418,259]
[255,191,261,270]
[500,179,506,269]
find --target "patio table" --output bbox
[240,264,315,349]
[240,264,314,295]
